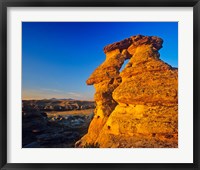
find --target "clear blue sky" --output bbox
[22,22,178,100]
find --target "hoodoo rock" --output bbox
[76,35,178,148]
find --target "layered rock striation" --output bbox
[76,35,178,148]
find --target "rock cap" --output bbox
[103,35,163,53]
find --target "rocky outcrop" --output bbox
[22,111,93,148]
[76,35,178,148]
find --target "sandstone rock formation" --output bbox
[76,35,178,148]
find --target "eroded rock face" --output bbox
[76,35,178,148]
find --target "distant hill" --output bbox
[22,99,95,112]
[48,98,75,101]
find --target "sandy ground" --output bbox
[46,109,94,118]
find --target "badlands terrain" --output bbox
[23,35,178,148]
[22,99,95,148]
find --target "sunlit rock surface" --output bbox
[76,35,178,148]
